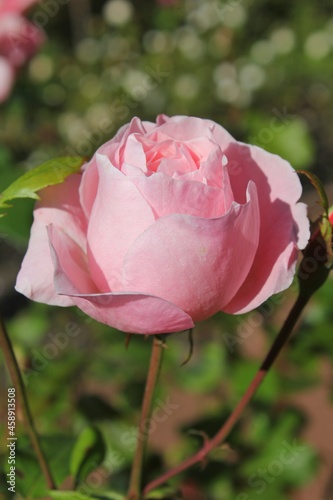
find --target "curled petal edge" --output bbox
[48,226,194,334]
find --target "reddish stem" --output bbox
[144,292,310,495]
[127,336,164,500]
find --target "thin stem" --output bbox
[144,292,310,495]
[127,336,164,500]
[0,316,56,490]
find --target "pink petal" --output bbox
[122,182,260,322]
[49,234,194,334]
[67,293,194,334]
[131,171,231,218]
[152,115,234,146]
[223,142,310,314]
[87,154,155,291]
[15,174,86,306]
[79,159,99,219]
[122,133,148,172]
[108,117,152,166]
[155,115,235,149]
[48,225,98,295]
[94,118,155,171]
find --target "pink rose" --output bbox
[16,115,310,334]
[0,0,44,102]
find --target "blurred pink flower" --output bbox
[0,0,40,14]
[0,0,45,102]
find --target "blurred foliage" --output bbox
[1,0,333,499]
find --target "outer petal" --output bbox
[48,230,194,334]
[122,182,260,322]
[68,294,194,335]
[87,154,155,291]
[223,142,310,314]
[79,159,99,219]
[15,174,86,306]
[48,225,98,295]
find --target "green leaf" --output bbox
[13,435,76,499]
[0,197,34,243]
[49,493,93,500]
[49,492,125,500]
[70,427,106,489]
[93,494,125,500]
[145,486,179,499]
[0,156,84,213]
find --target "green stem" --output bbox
[0,316,56,490]
[144,291,310,495]
[127,336,164,500]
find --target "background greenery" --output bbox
[1,0,333,499]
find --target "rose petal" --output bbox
[94,118,151,168]
[79,159,99,219]
[130,171,230,218]
[87,154,155,291]
[114,117,153,165]
[153,116,234,147]
[69,293,194,334]
[223,142,310,314]
[122,182,260,321]
[122,133,148,172]
[49,235,194,334]
[15,174,85,306]
[156,114,236,150]
[48,224,98,294]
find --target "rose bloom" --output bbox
[0,0,44,102]
[16,115,310,334]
